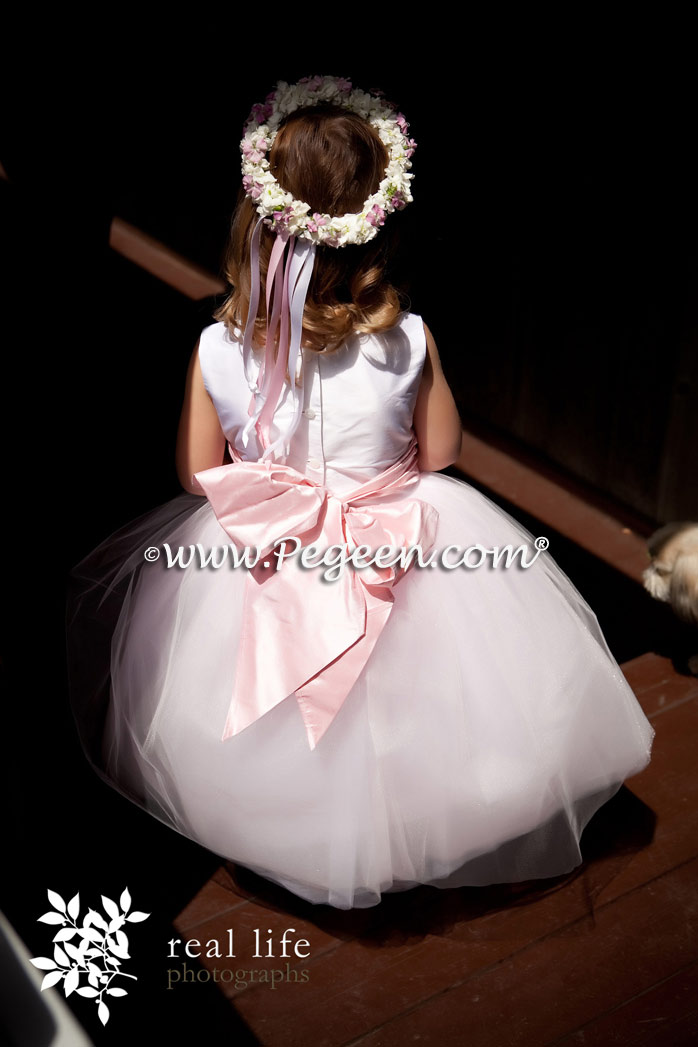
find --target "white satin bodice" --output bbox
[198,312,427,498]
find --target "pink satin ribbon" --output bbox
[194,437,438,749]
[240,222,316,461]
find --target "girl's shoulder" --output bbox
[198,320,244,365]
[392,310,423,330]
[199,320,240,349]
[357,311,427,368]
[197,322,246,401]
[355,310,426,351]
[394,310,425,341]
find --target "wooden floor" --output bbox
[170,652,698,1046]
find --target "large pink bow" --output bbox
[194,437,438,749]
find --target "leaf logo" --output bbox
[30,888,149,1026]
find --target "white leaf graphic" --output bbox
[53,945,71,968]
[63,967,80,997]
[53,928,77,942]
[47,890,66,913]
[85,909,107,931]
[109,938,130,960]
[101,896,119,921]
[41,970,64,991]
[37,885,146,1023]
[79,928,103,944]
[38,912,65,925]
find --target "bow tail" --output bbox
[295,586,394,748]
[221,536,370,743]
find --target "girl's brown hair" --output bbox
[215,104,403,353]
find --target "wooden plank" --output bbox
[456,430,650,581]
[622,652,698,719]
[174,876,249,932]
[351,857,698,1047]
[551,960,698,1047]
[587,675,698,908]
[109,217,226,300]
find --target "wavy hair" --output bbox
[215,104,403,353]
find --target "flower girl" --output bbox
[68,76,654,909]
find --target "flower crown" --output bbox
[240,75,416,247]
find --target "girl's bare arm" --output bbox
[175,342,227,494]
[413,323,463,472]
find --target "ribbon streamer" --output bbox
[240,221,317,460]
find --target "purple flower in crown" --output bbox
[307,213,328,233]
[300,75,324,91]
[242,175,264,200]
[249,102,273,125]
[272,205,294,229]
[366,204,386,228]
[390,191,406,210]
[242,138,268,164]
[395,113,409,134]
[405,138,417,158]
[335,78,352,93]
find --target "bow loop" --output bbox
[341,496,437,587]
[195,460,328,559]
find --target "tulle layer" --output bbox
[67,474,654,908]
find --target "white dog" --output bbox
[643,522,698,672]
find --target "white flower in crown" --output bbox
[240,76,417,246]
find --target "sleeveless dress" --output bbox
[67,313,655,909]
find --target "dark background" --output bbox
[1,32,696,1041]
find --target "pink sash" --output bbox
[194,437,438,749]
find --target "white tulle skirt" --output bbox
[67,472,654,908]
